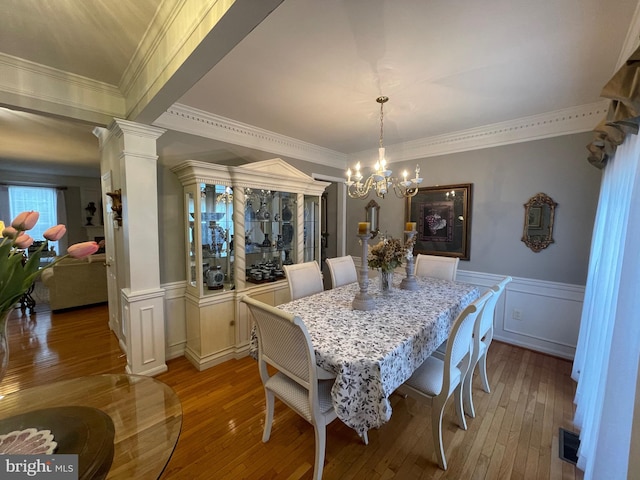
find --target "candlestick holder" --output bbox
[352,232,376,311]
[400,230,419,291]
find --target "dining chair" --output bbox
[325,255,358,288]
[414,254,460,281]
[283,261,324,300]
[399,289,494,470]
[241,295,337,480]
[462,276,513,418]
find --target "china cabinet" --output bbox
[172,158,329,370]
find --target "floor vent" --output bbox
[559,428,579,465]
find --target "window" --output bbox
[8,186,59,253]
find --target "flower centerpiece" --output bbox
[368,236,406,272]
[0,211,100,380]
[368,236,408,293]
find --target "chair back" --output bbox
[414,254,460,281]
[325,255,358,288]
[242,296,316,389]
[477,276,512,339]
[444,290,494,388]
[283,261,324,300]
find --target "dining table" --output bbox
[252,272,480,437]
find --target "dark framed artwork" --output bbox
[405,183,472,260]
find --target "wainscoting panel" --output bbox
[457,270,583,359]
[163,281,187,360]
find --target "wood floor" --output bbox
[2,301,584,480]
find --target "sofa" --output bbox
[41,253,108,311]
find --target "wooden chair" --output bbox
[399,289,494,470]
[325,255,357,288]
[283,261,324,300]
[241,296,337,480]
[414,254,459,281]
[462,276,513,417]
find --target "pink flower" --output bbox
[43,224,67,241]
[11,211,39,231]
[2,226,18,239]
[14,233,34,249]
[68,241,99,259]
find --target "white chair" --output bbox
[399,289,494,470]
[241,295,337,480]
[325,255,358,288]
[414,254,460,281]
[283,261,324,300]
[462,276,513,418]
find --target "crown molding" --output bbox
[154,103,348,168]
[158,101,608,170]
[119,0,192,97]
[349,101,609,165]
[0,52,125,124]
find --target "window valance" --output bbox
[588,45,640,169]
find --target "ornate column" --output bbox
[95,119,167,376]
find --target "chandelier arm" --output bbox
[391,185,420,198]
[347,176,376,199]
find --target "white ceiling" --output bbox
[0,0,638,177]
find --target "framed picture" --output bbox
[405,183,472,260]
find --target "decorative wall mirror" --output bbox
[522,192,557,252]
[365,199,380,238]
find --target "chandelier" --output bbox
[346,96,423,199]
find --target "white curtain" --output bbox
[572,132,640,479]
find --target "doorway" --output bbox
[313,175,346,290]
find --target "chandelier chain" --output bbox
[379,99,384,149]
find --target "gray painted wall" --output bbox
[346,132,601,285]
[3,132,601,287]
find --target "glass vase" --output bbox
[0,311,10,384]
[380,271,393,294]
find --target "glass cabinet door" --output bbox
[244,189,293,283]
[303,195,320,263]
[196,184,234,295]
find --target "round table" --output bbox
[0,374,182,479]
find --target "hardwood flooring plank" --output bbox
[2,306,586,480]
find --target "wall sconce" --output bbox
[106,189,123,226]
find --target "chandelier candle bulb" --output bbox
[358,222,370,235]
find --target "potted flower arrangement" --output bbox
[0,211,100,381]
[368,236,408,293]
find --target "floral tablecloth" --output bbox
[251,273,479,436]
